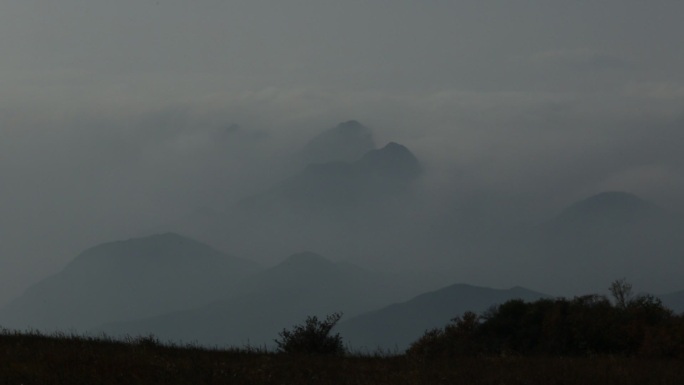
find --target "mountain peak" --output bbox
[383,141,407,150]
[301,120,376,164]
[362,142,417,161]
[102,232,203,250]
[145,232,190,242]
[568,191,649,213]
[555,191,660,224]
[358,142,422,179]
[336,120,366,132]
[67,232,237,269]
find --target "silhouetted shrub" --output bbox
[408,281,684,358]
[409,311,480,358]
[275,312,346,355]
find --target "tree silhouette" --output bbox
[609,278,633,309]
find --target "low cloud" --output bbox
[523,49,630,71]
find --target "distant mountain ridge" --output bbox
[279,141,422,205]
[185,136,425,264]
[338,283,548,352]
[357,142,422,178]
[65,232,253,270]
[550,191,668,226]
[2,229,681,350]
[519,191,684,294]
[3,114,684,351]
[99,251,415,348]
[0,233,260,332]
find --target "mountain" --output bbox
[356,142,422,181]
[338,284,548,352]
[279,142,422,206]
[185,142,425,264]
[548,191,668,228]
[300,120,376,164]
[527,191,684,294]
[0,233,261,332]
[99,252,418,348]
[253,141,422,207]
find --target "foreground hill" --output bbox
[338,284,548,352]
[100,252,412,348]
[0,233,260,331]
[4,330,682,385]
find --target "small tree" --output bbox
[610,278,633,309]
[275,312,345,355]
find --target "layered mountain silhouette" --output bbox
[0,233,260,331]
[299,120,376,164]
[338,284,548,352]
[2,118,683,350]
[99,252,415,347]
[184,138,425,264]
[259,141,422,207]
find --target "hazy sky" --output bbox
[1,1,684,304]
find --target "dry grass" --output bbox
[1,329,683,385]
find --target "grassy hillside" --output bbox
[1,329,683,385]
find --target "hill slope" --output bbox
[299,120,376,164]
[519,191,684,294]
[0,233,260,332]
[185,141,424,264]
[100,252,411,348]
[338,284,548,352]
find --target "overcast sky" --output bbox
[1,1,684,305]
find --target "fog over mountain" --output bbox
[1,1,684,348]
[178,140,425,264]
[525,192,684,294]
[99,251,421,348]
[300,120,376,165]
[0,233,260,331]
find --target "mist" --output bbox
[1,1,684,315]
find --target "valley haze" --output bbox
[1,1,684,350]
